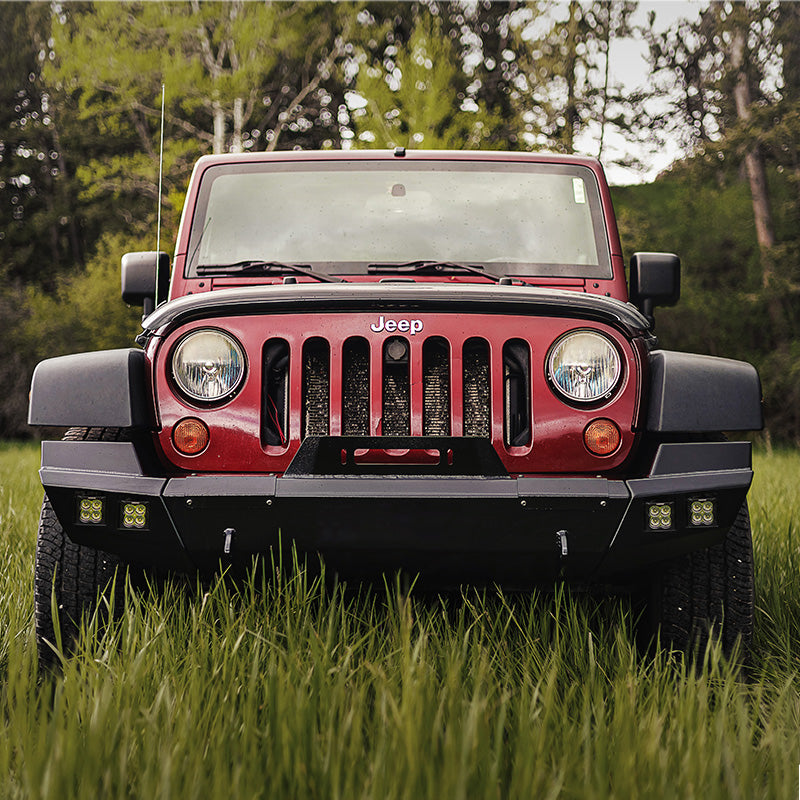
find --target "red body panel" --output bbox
[152,310,642,475]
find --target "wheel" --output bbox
[649,501,755,658]
[33,427,126,671]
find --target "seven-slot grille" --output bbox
[262,335,531,448]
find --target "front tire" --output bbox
[649,502,755,657]
[33,427,126,671]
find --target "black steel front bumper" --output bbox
[39,439,754,587]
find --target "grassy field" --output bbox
[1,442,799,799]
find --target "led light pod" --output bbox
[547,330,621,403]
[688,498,716,527]
[646,501,674,531]
[172,329,245,403]
[78,496,104,525]
[121,501,149,530]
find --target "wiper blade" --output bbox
[196,260,346,283]
[367,260,501,282]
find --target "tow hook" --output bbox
[556,530,568,558]
[223,528,235,555]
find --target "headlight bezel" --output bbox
[546,328,623,406]
[170,328,247,406]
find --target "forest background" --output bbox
[1,0,798,443]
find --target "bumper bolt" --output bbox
[520,499,527,507]
[186,499,193,507]
[266,499,273,506]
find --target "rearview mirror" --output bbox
[629,252,680,323]
[121,251,170,316]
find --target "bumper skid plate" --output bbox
[39,439,753,586]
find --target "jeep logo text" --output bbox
[370,316,423,335]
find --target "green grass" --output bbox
[1,442,799,799]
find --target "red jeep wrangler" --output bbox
[29,150,762,662]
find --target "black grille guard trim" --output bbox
[142,284,651,338]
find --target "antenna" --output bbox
[155,83,165,306]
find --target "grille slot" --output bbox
[463,338,490,438]
[423,337,450,435]
[503,339,531,446]
[382,336,410,435]
[342,337,370,435]
[302,338,330,437]
[262,338,290,447]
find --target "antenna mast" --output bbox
[155,83,165,305]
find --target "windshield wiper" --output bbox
[196,260,346,283]
[367,260,501,283]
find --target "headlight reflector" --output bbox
[172,330,245,402]
[547,330,621,403]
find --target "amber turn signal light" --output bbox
[173,417,210,455]
[584,418,621,456]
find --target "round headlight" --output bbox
[547,330,622,403]
[172,330,245,403]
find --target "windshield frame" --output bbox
[184,159,613,280]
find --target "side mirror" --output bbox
[629,252,680,323]
[121,251,170,316]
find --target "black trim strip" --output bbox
[143,284,651,337]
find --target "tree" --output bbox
[47,1,358,240]
[0,3,85,285]
[645,3,793,290]
[507,0,636,155]
[351,12,501,149]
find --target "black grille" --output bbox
[342,337,370,435]
[262,339,289,447]
[463,338,490,437]
[382,336,410,435]
[503,339,531,446]
[423,337,450,435]
[302,338,330,437]
[263,334,528,448]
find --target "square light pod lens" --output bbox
[77,495,105,525]
[688,498,716,527]
[646,501,674,531]
[121,500,149,530]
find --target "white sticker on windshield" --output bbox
[572,178,586,204]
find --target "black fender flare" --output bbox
[28,348,153,429]
[646,350,763,433]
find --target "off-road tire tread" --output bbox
[653,502,754,657]
[34,427,127,671]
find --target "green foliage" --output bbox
[19,232,143,362]
[352,14,502,150]
[614,164,760,290]
[1,444,800,797]
[0,231,142,439]
[613,163,800,444]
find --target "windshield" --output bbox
[186,160,611,279]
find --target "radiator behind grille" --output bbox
[342,337,370,435]
[463,338,491,437]
[302,338,330,436]
[423,338,450,435]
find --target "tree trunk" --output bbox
[563,1,580,153]
[731,28,775,288]
[212,101,225,154]
[598,4,611,160]
[231,97,244,153]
